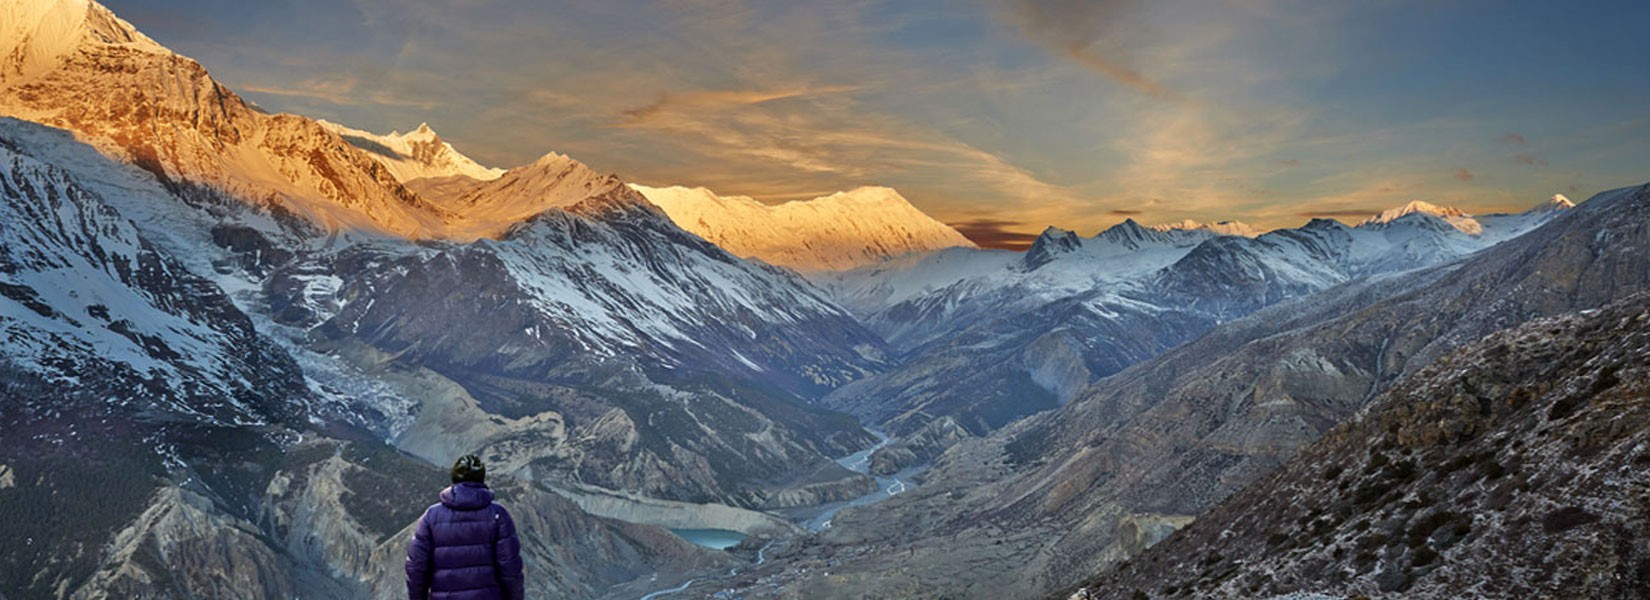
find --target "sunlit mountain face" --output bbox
[2,1,1647,599]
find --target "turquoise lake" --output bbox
[670,528,746,550]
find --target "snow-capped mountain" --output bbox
[0,0,457,238]
[437,151,630,240]
[633,184,976,272]
[817,198,1571,450]
[294,186,887,505]
[319,120,505,184]
[7,0,891,501]
[0,1,894,596]
[1360,199,1482,234]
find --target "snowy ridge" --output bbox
[319,120,504,184]
[1149,219,1261,238]
[633,184,976,272]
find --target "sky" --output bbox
[104,0,1650,249]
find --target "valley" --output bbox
[1,1,1646,599]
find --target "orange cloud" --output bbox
[948,218,1041,250]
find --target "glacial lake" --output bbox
[671,528,747,550]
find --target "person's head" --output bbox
[452,454,486,485]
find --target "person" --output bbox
[406,455,525,600]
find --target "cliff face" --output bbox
[1075,291,1650,599]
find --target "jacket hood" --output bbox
[439,481,495,511]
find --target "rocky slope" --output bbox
[634,184,976,272]
[0,137,307,427]
[1073,290,1650,599]
[726,182,1650,599]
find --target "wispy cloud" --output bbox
[615,85,861,126]
[234,76,439,110]
[1514,152,1549,166]
[1000,0,1172,98]
[1454,167,1474,181]
[1497,132,1528,146]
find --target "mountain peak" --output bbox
[1362,200,1467,224]
[1,0,167,82]
[1528,193,1576,214]
[320,120,504,184]
[1038,225,1079,240]
[633,184,975,272]
[1021,226,1082,270]
[1361,200,1481,235]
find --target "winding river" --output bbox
[802,428,920,531]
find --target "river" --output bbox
[638,540,772,600]
[802,428,921,531]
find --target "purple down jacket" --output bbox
[405,482,525,600]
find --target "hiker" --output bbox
[406,455,525,600]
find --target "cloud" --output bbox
[1514,152,1548,166]
[1107,209,1142,216]
[948,218,1041,250]
[234,73,439,110]
[1497,132,1528,146]
[1454,167,1473,181]
[1275,158,1301,167]
[237,76,363,105]
[1002,0,1172,98]
[615,85,861,126]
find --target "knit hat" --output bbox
[451,454,485,484]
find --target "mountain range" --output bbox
[726,182,1650,599]
[1,1,1643,599]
